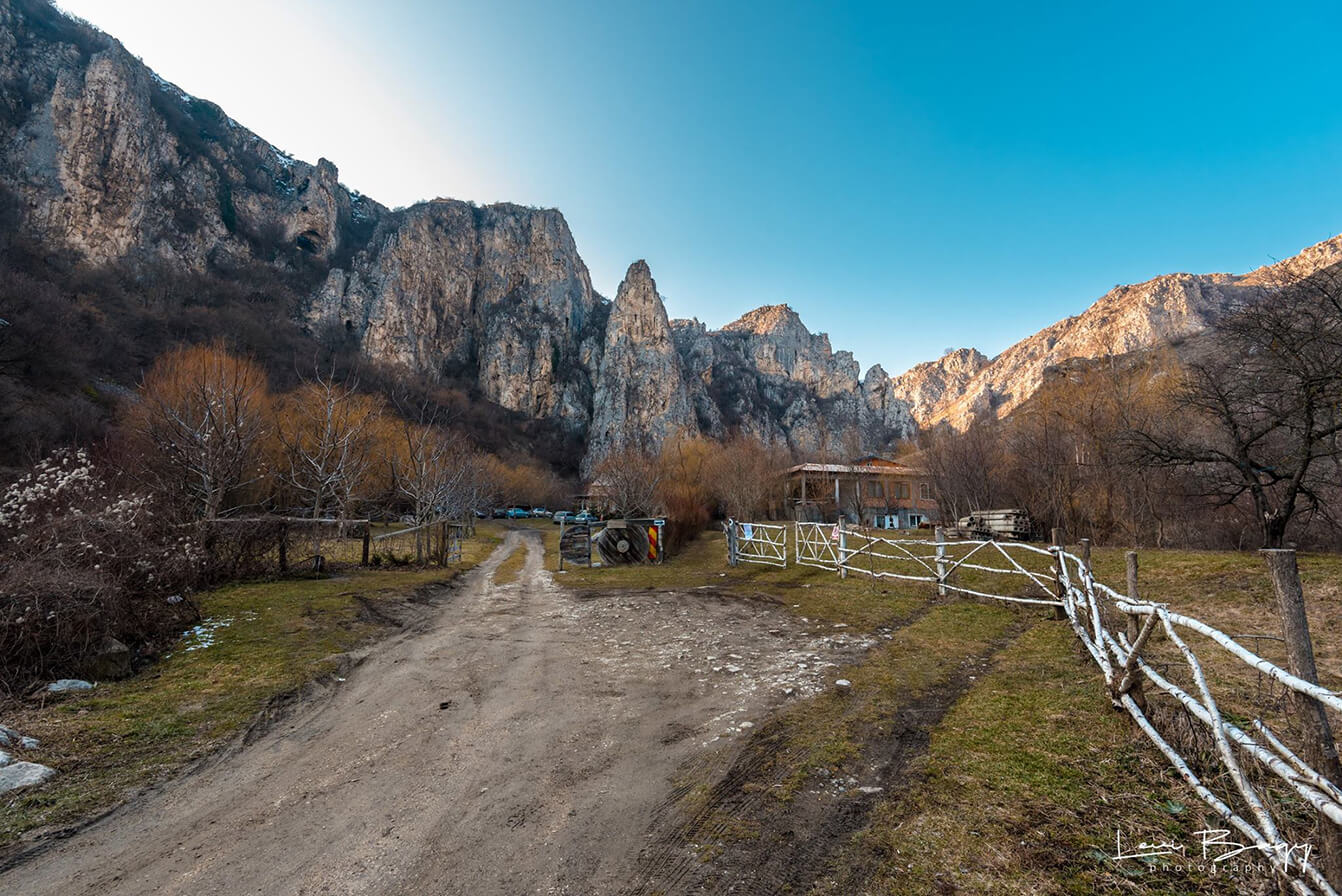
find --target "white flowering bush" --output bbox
[0,450,204,691]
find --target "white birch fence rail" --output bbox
[722,520,1342,894]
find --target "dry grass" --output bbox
[491,541,528,586]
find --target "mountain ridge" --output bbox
[893,237,1342,430]
[2,0,1338,467]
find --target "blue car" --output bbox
[505,507,531,519]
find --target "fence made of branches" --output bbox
[724,519,1342,894]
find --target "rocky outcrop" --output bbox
[0,0,917,468]
[887,237,1342,429]
[309,201,604,429]
[886,348,989,425]
[14,0,1339,468]
[0,0,377,271]
[585,262,696,472]
[671,305,917,455]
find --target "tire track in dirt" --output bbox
[622,611,1029,896]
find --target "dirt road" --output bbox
[3,530,871,895]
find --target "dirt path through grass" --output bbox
[2,529,879,895]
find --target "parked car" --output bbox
[531,507,550,518]
[572,510,598,524]
[472,508,488,519]
[552,511,573,525]
[506,507,531,519]
[491,507,507,518]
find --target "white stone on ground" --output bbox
[0,761,56,794]
[47,679,95,693]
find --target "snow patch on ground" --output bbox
[164,611,259,658]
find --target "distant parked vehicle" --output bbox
[531,507,550,518]
[552,511,573,525]
[491,507,508,519]
[506,507,531,519]
[572,510,598,524]
[472,508,488,519]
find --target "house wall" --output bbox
[786,466,939,526]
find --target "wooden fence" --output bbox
[723,519,1342,894]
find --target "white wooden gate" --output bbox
[794,522,839,569]
[725,520,788,568]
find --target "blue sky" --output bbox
[59,0,1342,375]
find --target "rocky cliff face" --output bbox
[885,238,1342,430]
[0,0,376,271]
[671,305,916,455]
[9,0,1337,471]
[309,200,604,429]
[886,348,989,425]
[585,262,696,472]
[0,0,917,471]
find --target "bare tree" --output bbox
[918,420,1007,525]
[1131,264,1342,547]
[133,344,272,520]
[276,375,386,529]
[594,446,663,518]
[708,434,787,519]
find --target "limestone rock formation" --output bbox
[671,305,917,454]
[0,0,377,271]
[886,237,1342,429]
[585,261,696,472]
[10,0,1341,468]
[885,349,989,424]
[309,200,604,428]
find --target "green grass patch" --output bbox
[0,528,501,850]
[765,601,1020,801]
[824,621,1233,896]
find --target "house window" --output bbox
[895,483,910,500]
[919,482,931,500]
[864,480,884,498]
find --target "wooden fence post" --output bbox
[1123,551,1147,710]
[361,524,371,567]
[838,517,847,579]
[726,521,738,567]
[1124,551,1140,643]
[1262,549,1342,888]
[278,522,289,574]
[935,525,947,597]
[1050,527,1066,620]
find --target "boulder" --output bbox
[83,635,133,681]
[0,761,56,794]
